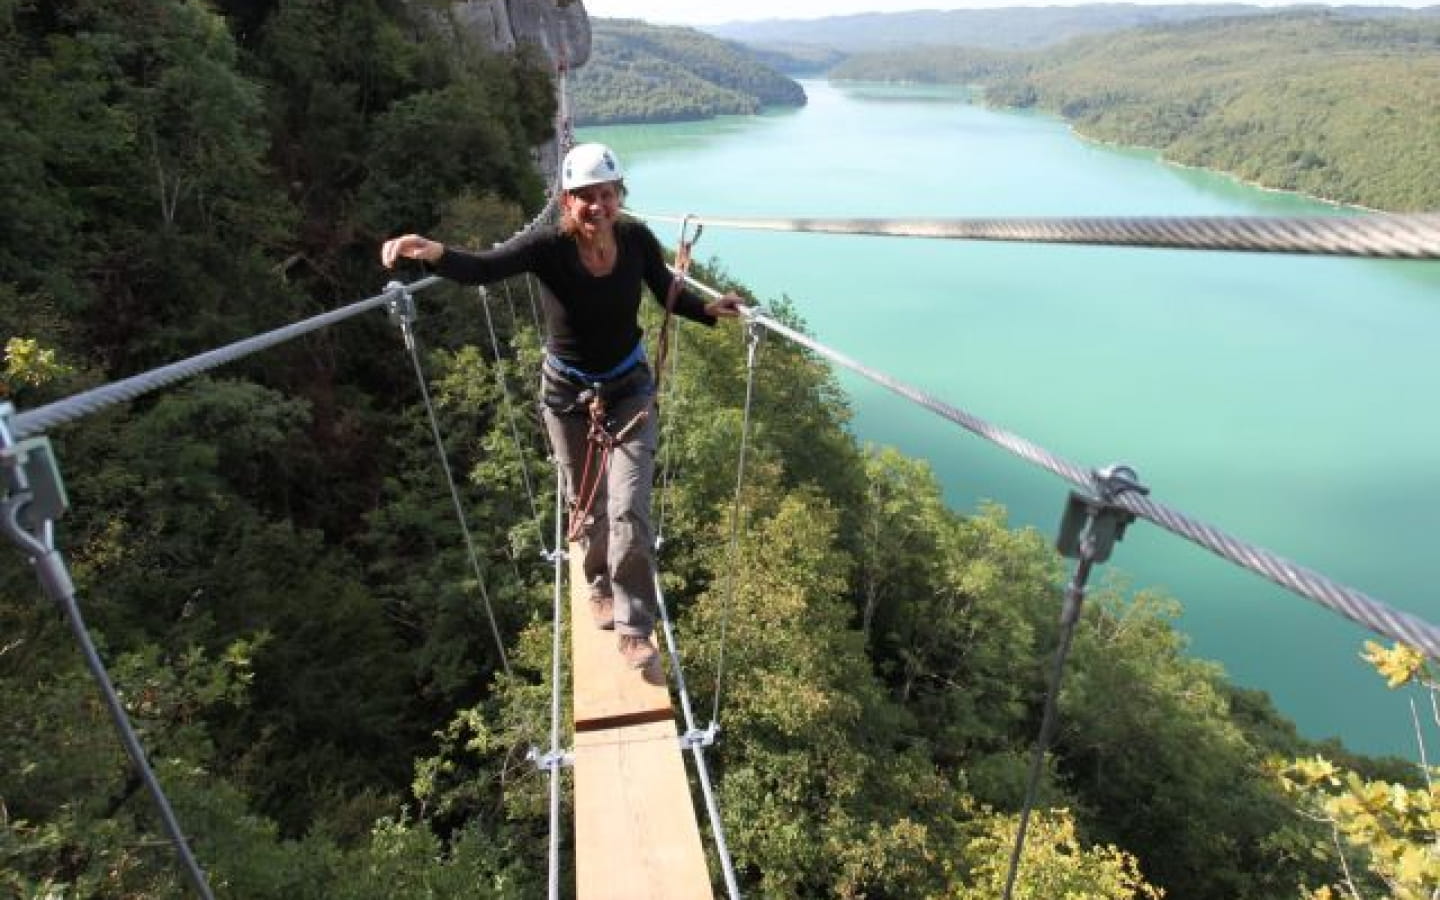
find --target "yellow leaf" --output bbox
[1361,641,1428,689]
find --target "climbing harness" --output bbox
[562,377,650,543]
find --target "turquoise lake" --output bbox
[583,80,1440,758]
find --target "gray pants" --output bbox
[540,361,658,638]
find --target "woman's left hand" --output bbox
[705,293,746,319]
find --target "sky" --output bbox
[583,0,1435,27]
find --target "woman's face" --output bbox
[564,181,622,240]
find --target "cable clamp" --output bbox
[527,746,574,772]
[1,406,69,535]
[543,547,568,564]
[384,280,417,328]
[679,722,720,750]
[744,320,764,367]
[1056,464,1148,564]
[0,404,75,599]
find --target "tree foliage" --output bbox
[0,1,1415,896]
[571,19,806,125]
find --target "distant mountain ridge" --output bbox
[708,3,1440,52]
[570,18,805,125]
[831,11,1440,211]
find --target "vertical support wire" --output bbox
[652,572,743,899]
[654,314,684,549]
[1002,551,1096,900]
[525,276,543,335]
[479,287,549,556]
[547,468,567,900]
[712,322,763,726]
[502,281,522,329]
[0,417,215,900]
[397,317,512,677]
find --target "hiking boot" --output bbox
[589,589,615,630]
[618,634,658,670]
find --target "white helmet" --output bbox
[562,143,623,191]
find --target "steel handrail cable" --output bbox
[10,277,443,439]
[674,269,1440,660]
[478,287,549,556]
[644,213,1440,259]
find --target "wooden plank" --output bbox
[569,545,672,732]
[573,721,713,900]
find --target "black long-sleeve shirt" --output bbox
[434,219,714,375]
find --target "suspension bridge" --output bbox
[5,2,1440,897]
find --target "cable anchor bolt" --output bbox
[1056,463,1148,564]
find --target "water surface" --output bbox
[584,80,1440,757]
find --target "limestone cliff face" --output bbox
[446,1,592,230]
[450,0,591,69]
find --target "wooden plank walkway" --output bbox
[568,548,712,899]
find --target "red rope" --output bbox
[652,216,702,399]
[564,393,649,543]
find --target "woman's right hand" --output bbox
[381,234,444,268]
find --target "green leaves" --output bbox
[572,19,806,125]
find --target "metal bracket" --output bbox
[679,721,720,750]
[1056,464,1147,564]
[385,281,419,354]
[1,403,76,600]
[1,443,69,533]
[1,404,69,529]
[744,319,764,367]
[528,746,574,772]
[543,547,568,564]
[385,280,417,327]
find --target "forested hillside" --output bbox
[1,1,1434,898]
[833,11,1440,212]
[570,19,805,124]
[713,4,1297,52]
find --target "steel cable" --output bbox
[676,270,1440,660]
[711,323,762,728]
[478,288,549,556]
[545,469,567,900]
[396,314,512,678]
[10,278,442,439]
[644,213,1440,259]
[650,568,744,900]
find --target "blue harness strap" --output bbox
[546,340,646,383]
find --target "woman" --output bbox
[381,143,742,670]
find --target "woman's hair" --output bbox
[559,180,628,237]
